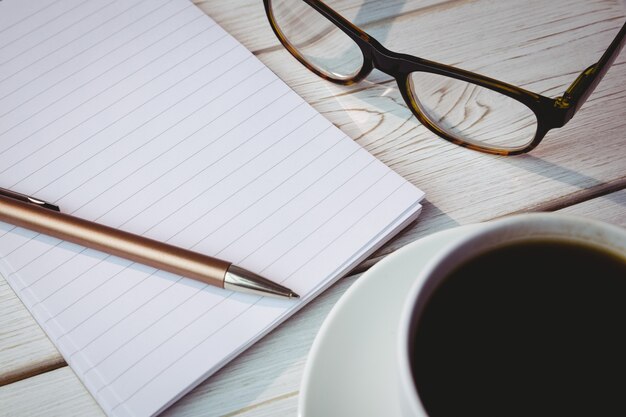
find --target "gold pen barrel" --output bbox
[0,195,230,287]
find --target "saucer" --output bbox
[299,224,481,417]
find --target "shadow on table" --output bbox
[503,155,626,208]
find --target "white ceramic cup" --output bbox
[396,213,626,417]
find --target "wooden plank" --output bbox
[558,189,626,226]
[1,0,625,415]
[0,367,102,417]
[0,277,63,386]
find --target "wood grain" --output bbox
[558,189,626,226]
[1,0,625,415]
[0,367,102,417]
[0,277,63,386]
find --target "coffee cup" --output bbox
[396,213,626,417]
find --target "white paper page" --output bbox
[0,1,424,416]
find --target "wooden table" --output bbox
[1,0,625,415]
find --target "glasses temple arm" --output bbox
[556,22,626,122]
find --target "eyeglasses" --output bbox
[264,0,626,155]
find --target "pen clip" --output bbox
[0,188,60,212]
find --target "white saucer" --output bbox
[299,224,481,417]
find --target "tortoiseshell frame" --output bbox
[264,0,626,155]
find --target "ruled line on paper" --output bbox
[106,101,310,231]
[210,134,357,258]
[0,0,135,70]
[0,0,182,117]
[54,59,269,211]
[0,0,192,119]
[31,51,257,202]
[106,294,242,410]
[0,0,118,76]
[0,11,211,146]
[0,0,61,37]
[0,0,90,50]
[74,274,195,366]
[0,19,219,168]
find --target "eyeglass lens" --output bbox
[270,0,364,80]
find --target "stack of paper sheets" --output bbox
[0,0,424,415]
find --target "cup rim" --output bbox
[396,213,626,417]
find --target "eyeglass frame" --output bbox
[263,0,626,155]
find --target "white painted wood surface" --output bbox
[559,190,626,226]
[1,0,625,416]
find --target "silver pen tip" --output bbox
[224,265,299,299]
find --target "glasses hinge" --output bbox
[554,95,571,109]
[552,94,575,127]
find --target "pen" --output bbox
[0,188,299,299]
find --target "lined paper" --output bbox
[0,1,424,416]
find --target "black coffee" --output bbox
[411,240,626,417]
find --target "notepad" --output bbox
[0,0,424,416]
